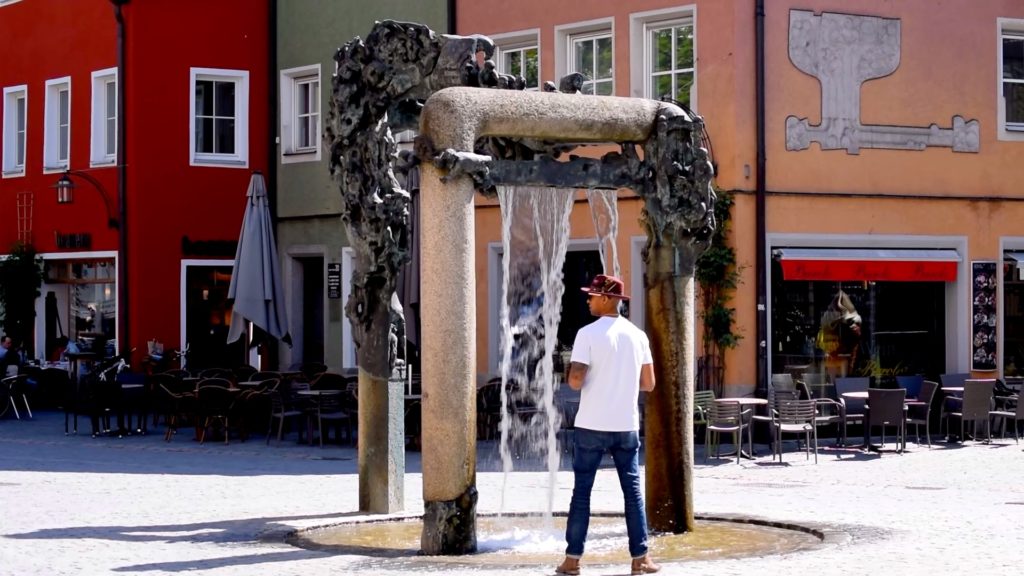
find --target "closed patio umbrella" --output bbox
[227,172,291,346]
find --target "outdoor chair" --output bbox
[197,377,233,390]
[198,367,235,382]
[865,388,907,454]
[704,401,751,464]
[232,365,257,382]
[990,393,1022,444]
[476,378,502,440]
[835,377,870,438]
[896,375,924,400]
[906,380,939,447]
[249,371,282,383]
[771,373,796,392]
[693,389,716,434]
[772,398,818,463]
[310,391,352,447]
[1,374,32,420]
[800,372,832,399]
[300,362,328,380]
[162,368,190,380]
[195,385,237,444]
[944,379,995,443]
[157,383,196,442]
[309,372,347,391]
[267,388,304,444]
[752,387,800,452]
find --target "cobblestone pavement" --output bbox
[1,411,1022,575]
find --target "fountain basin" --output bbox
[288,512,832,570]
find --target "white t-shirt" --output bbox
[570,315,653,432]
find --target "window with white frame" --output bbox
[494,31,540,90]
[571,31,614,95]
[44,77,71,171]
[2,85,27,176]
[1002,24,1024,133]
[630,7,697,108]
[190,67,249,167]
[279,64,321,163]
[91,68,117,166]
[647,20,694,106]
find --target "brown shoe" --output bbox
[555,557,581,575]
[631,555,661,575]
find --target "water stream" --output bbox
[496,185,574,518]
[586,189,620,278]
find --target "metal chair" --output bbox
[835,377,869,438]
[1,374,32,419]
[704,401,751,464]
[772,398,818,463]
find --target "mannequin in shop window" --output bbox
[816,289,862,379]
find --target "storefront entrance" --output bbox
[37,255,117,361]
[183,262,244,371]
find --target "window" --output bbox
[555,18,614,95]
[999,19,1024,140]
[91,68,117,166]
[279,64,321,163]
[631,6,697,108]
[571,32,614,95]
[44,77,71,171]
[494,30,540,91]
[190,68,249,167]
[2,85,27,177]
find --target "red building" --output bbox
[0,0,270,369]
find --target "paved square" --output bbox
[1,412,1021,575]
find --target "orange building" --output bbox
[457,0,1024,395]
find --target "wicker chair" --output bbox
[906,380,939,447]
[944,379,995,443]
[865,388,907,454]
[991,394,1023,444]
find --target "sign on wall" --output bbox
[971,261,997,371]
[327,263,342,299]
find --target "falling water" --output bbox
[586,189,620,278]
[497,185,574,519]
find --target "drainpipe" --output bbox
[447,0,456,34]
[755,0,767,393]
[267,0,278,219]
[111,0,129,360]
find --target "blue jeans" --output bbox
[565,428,649,559]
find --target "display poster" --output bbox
[971,261,997,371]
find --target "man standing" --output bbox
[556,274,660,576]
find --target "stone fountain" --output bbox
[326,20,714,555]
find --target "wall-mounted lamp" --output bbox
[51,170,120,229]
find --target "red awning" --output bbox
[775,248,960,282]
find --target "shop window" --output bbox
[280,64,320,163]
[1003,255,1024,377]
[90,68,117,166]
[771,261,947,385]
[43,76,71,171]
[190,67,249,167]
[2,85,27,177]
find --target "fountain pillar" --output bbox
[419,160,479,554]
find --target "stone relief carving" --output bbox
[786,9,980,154]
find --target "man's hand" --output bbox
[568,362,588,391]
[639,363,656,392]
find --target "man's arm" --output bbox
[639,363,656,392]
[568,362,589,391]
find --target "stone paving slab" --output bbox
[1,412,1022,575]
